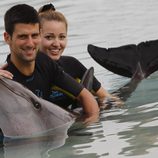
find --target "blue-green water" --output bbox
[1,0,158,157]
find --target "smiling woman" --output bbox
[38,3,123,109]
[38,3,68,61]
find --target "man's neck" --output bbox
[11,55,35,76]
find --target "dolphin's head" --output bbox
[0,77,75,139]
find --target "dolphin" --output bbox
[111,62,145,102]
[0,76,75,146]
[88,39,158,78]
[69,64,144,135]
[100,62,144,110]
[73,64,144,110]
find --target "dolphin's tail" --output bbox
[88,39,158,78]
[112,62,144,101]
[131,62,145,80]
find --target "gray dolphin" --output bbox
[112,62,145,101]
[80,64,144,105]
[80,64,144,109]
[80,63,144,108]
[100,62,145,109]
[0,76,75,144]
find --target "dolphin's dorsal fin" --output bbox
[71,67,94,110]
[80,67,94,91]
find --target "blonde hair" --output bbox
[38,4,68,31]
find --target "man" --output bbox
[1,4,99,124]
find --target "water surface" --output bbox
[0,0,158,157]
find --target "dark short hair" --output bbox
[4,4,39,36]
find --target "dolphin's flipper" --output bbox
[88,39,158,78]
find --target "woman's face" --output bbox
[40,20,67,60]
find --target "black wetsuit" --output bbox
[49,56,101,107]
[5,52,84,107]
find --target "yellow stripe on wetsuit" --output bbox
[51,78,81,99]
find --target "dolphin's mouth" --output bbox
[1,120,75,147]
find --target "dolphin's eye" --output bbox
[33,102,41,110]
[30,98,42,110]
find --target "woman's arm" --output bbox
[76,88,100,124]
[0,64,13,79]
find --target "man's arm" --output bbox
[76,88,100,124]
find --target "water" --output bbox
[1,0,158,157]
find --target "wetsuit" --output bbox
[49,56,101,107]
[5,52,84,106]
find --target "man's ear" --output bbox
[4,32,11,44]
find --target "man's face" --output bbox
[4,23,41,64]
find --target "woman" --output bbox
[38,4,123,109]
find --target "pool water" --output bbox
[1,0,158,157]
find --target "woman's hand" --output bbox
[76,111,99,126]
[0,64,13,79]
[97,94,124,110]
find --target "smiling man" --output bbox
[2,4,99,124]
